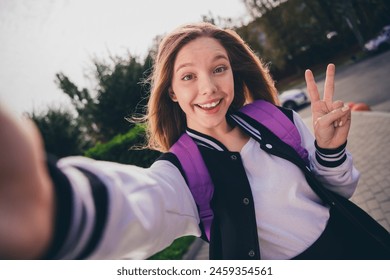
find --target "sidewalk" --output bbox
[184,111,390,260]
[343,111,390,231]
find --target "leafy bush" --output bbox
[148,236,196,260]
[29,107,92,158]
[84,124,160,167]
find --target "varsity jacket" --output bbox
[44,109,359,260]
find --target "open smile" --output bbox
[196,99,222,110]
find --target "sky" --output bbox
[0,0,249,115]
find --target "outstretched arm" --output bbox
[0,105,54,259]
[305,64,351,149]
[0,104,200,260]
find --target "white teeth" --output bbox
[198,100,221,109]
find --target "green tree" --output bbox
[28,107,91,158]
[91,55,149,140]
[55,53,152,144]
[239,0,390,79]
[55,72,99,142]
[349,0,390,39]
[242,0,287,17]
[239,0,330,74]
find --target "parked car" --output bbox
[278,88,309,110]
[364,25,390,53]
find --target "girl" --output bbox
[0,22,365,260]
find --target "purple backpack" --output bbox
[170,100,309,241]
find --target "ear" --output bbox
[169,88,178,102]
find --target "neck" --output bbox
[191,123,249,152]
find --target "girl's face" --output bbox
[170,36,234,135]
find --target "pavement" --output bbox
[183,110,390,260]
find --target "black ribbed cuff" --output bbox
[315,141,347,168]
[74,167,109,260]
[41,154,73,259]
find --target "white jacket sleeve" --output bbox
[292,111,360,198]
[50,156,201,260]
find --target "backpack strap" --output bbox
[170,134,214,241]
[238,100,309,164]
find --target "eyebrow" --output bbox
[175,54,229,73]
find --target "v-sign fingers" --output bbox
[305,69,320,103]
[323,64,335,110]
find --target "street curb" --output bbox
[351,110,390,117]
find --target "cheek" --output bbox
[174,92,194,113]
[223,76,235,100]
[175,90,191,103]
[223,70,234,87]
[172,85,196,104]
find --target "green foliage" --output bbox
[84,124,160,168]
[239,0,390,80]
[148,236,196,260]
[92,55,148,140]
[55,72,100,143]
[55,54,152,144]
[28,107,92,158]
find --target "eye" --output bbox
[182,74,194,81]
[214,65,227,74]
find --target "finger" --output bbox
[332,100,344,127]
[332,100,344,110]
[323,64,335,108]
[337,107,351,127]
[305,69,320,103]
[316,105,350,127]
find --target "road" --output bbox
[296,50,390,119]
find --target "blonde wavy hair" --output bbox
[144,22,278,152]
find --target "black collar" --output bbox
[185,113,262,152]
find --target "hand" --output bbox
[305,64,351,149]
[0,104,54,259]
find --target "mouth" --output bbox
[196,99,222,110]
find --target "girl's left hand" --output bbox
[305,64,351,149]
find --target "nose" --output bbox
[199,75,217,95]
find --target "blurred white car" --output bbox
[364,25,390,52]
[278,88,309,110]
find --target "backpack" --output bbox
[170,100,308,241]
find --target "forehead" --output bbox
[174,37,228,65]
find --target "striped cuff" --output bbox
[315,141,347,168]
[43,155,109,259]
[73,167,108,259]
